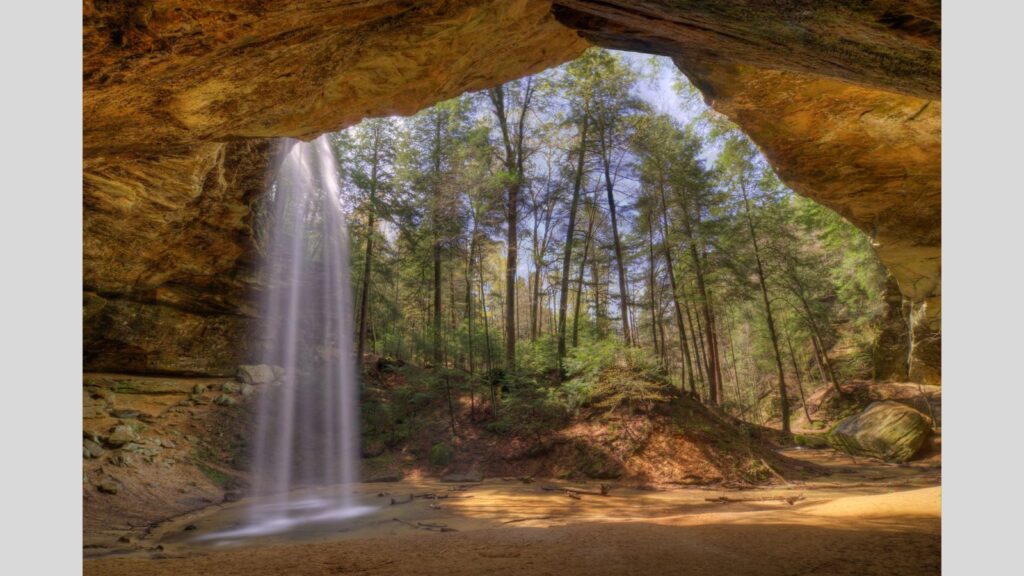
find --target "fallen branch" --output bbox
[391,518,458,532]
[502,516,556,524]
[705,494,805,505]
[540,484,611,497]
[759,458,793,486]
[412,492,475,500]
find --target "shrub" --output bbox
[517,335,560,376]
[563,341,672,414]
[486,376,570,439]
[428,442,454,466]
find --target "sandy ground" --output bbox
[85,450,940,575]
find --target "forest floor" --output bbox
[84,448,940,575]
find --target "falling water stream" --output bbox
[201,136,373,540]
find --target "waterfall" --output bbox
[206,135,372,539]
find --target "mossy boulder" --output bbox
[827,401,933,462]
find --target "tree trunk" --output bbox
[572,203,596,348]
[433,239,443,365]
[466,234,476,375]
[647,218,660,358]
[479,254,493,373]
[356,132,381,362]
[357,209,375,362]
[559,119,589,364]
[686,238,718,405]
[657,186,695,396]
[740,183,790,434]
[603,163,632,346]
[786,332,813,423]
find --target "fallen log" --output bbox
[705,494,805,505]
[539,484,611,497]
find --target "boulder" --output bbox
[83,439,104,459]
[221,382,239,394]
[240,383,255,397]
[828,401,933,462]
[97,480,119,495]
[236,365,276,385]
[106,425,139,448]
[271,365,286,381]
[214,394,237,407]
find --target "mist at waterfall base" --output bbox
[201,136,373,541]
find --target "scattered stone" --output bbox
[240,383,255,397]
[118,536,131,544]
[89,387,116,404]
[192,383,208,395]
[106,425,139,447]
[122,442,162,457]
[110,453,135,467]
[83,439,104,459]
[176,399,192,407]
[189,393,210,405]
[221,382,239,394]
[110,409,140,419]
[828,400,933,462]
[160,438,177,449]
[97,480,119,495]
[236,364,276,385]
[184,524,198,531]
[83,395,108,419]
[223,490,242,502]
[366,473,403,483]
[185,435,198,443]
[214,394,237,407]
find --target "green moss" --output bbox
[197,463,232,487]
[794,433,830,448]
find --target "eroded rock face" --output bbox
[83,140,268,375]
[82,0,941,381]
[552,0,940,98]
[83,0,588,154]
[874,275,911,382]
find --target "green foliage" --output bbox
[428,442,454,466]
[517,334,560,376]
[563,340,671,414]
